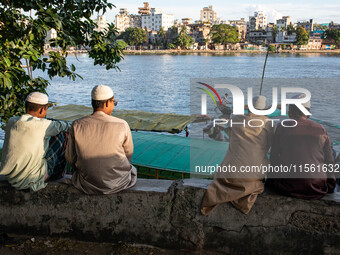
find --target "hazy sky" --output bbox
[103,0,340,24]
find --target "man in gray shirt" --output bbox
[66,85,137,194]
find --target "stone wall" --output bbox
[1,178,340,254]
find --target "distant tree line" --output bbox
[117,24,240,50]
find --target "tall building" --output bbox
[94,15,109,32]
[276,16,291,30]
[141,8,174,31]
[138,2,151,15]
[115,9,130,32]
[200,6,217,23]
[248,11,267,31]
[115,8,142,32]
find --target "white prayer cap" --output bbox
[252,95,267,110]
[26,92,48,105]
[292,94,311,109]
[91,85,114,100]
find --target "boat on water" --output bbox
[0,104,339,180]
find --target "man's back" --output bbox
[271,119,333,167]
[0,114,69,191]
[269,118,335,199]
[66,111,136,194]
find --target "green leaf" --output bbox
[3,57,11,66]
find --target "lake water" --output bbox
[1,53,340,141]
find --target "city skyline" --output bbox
[103,0,340,24]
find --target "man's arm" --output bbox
[45,119,70,138]
[123,122,133,162]
[65,124,77,170]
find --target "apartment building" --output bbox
[248,11,267,31]
[297,19,314,33]
[200,5,217,23]
[115,9,141,32]
[141,8,174,31]
[229,18,247,41]
[115,9,130,32]
[276,16,291,30]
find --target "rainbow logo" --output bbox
[197,82,223,106]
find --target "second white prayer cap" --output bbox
[91,85,114,100]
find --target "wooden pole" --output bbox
[260,47,270,96]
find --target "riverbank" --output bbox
[45,49,340,55]
[124,49,340,55]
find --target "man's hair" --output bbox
[91,96,114,110]
[289,104,310,119]
[25,101,48,112]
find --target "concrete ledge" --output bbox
[1,178,340,254]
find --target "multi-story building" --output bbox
[138,2,151,15]
[188,23,211,46]
[94,15,109,32]
[275,31,296,44]
[297,19,314,33]
[129,14,142,29]
[115,9,130,32]
[182,18,193,26]
[141,8,174,31]
[229,18,247,41]
[248,11,267,31]
[247,11,268,31]
[246,30,268,44]
[307,35,323,49]
[276,16,291,30]
[200,6,217,23]
[115,9,142,32]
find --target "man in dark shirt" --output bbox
[268,100,336,199]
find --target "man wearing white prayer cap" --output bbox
[202,95,274,215]
[0,92,70,192]
[66,85,137,194]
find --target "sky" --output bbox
[103,0,340,24]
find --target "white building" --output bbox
[141,8,174,31]
[248,11,267,31]
[276,31,296,44]
[276,16,291,30]
[94,15,109,32]
[115,9,130,32]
